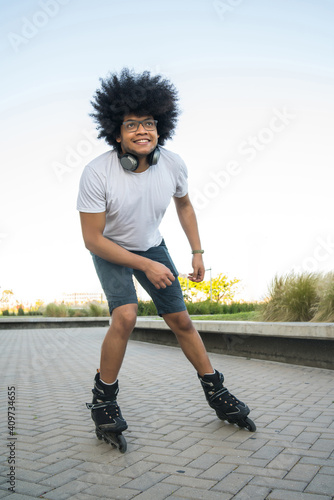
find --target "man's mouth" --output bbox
[134,139,150,144]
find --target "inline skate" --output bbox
[86,371,128,452]
[198,370,256,432]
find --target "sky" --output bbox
[1,0,333,305]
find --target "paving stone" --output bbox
[310,439,334,454]
[107,450,151,467]
[144,454,191,467]
[39,468,86,487]
[0,495,37,499]
[167,436,201,450]
[235,465,285,479]
[122,471,168,491]
[251,445,284,461]
[1,329,334,500]
[128,482,179,499]
[250,475,308,491]
[65,495,98,500]
[75,461,124,474]
[318,466,334,475]
[236,438,269,452]
[137,446,181,456]
[187,453,221,470]
[294,431,321,444]
[0,479,52,497]
[305,473,334,496]
[14,469,49,483]
[36,449,80,464]
[208,446,252,458]
[117,460,156,478]
[170,487,232,499]
[162,474,217,489]
[38,458,83,475]
[177,444,212,459]
[42,480,91,499]
[267,490,332,500]
[233,484,272,500]
[212,472,253,493]
[82,483,139,498]
[279,424,305,437]
[198,462,236,480]
[152,464,201,477]
[284,463,320,482]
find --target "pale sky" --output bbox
[1,0,333,304]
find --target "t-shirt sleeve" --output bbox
[76,165,106,213]
[174,157,188,198]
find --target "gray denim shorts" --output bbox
[91,239,187,316]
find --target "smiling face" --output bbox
[116,114,160,159]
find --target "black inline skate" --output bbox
[86,372,128,453]
[198,370,256,432]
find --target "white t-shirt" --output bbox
[76,147,188,251]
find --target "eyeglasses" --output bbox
[122,119,158,132]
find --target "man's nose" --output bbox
[136,122,147,133]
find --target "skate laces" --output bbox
[86,399,123,421]
[201,376,240,406]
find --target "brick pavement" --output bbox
[0,327,333,499]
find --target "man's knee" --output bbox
[111,303,137,333]
[163,310,194,334]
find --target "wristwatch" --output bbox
[192,250,204,254]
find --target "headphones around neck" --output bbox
[118,147,160,171]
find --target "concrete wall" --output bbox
[1,317,333,369]
[132,319,334,370]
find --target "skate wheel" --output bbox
[243,417,256,432]
[117,434,127,453]
[99,431,127,453]
[95,429,103,440]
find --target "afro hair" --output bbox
[90,68,180,149]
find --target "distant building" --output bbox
[63,278,147,305]
[62,292,106,305]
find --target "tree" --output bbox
[205,273,240,302]
[0,289,15,308]
[178,276,198,302]
[178,273,240,303]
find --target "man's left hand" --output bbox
[188,254,205,282]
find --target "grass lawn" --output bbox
[190,311,260,321]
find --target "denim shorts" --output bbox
[91,239,187,316]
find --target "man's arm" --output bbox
[173,194,205,283]
[79,212,175,289]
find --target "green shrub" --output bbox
[261,272,320,322]
[67,308,86,317]
[186,300,211,315]
[137,300,158,316]
[44,303,68,317]
[186,300,258,316]
[191,311,259,321]
[2,309,9,316]
[87,302,109,317]
[17,307,25,316]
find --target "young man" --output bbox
[77,69,255,448]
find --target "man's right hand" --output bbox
[144,261,175,289]
[79,212,175,289]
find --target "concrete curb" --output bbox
[135,317,334,340]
